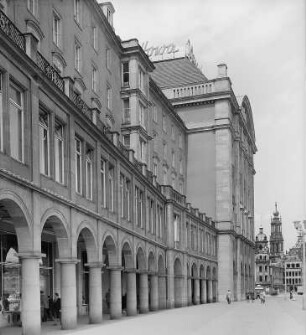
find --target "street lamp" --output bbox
[293,220,306,310]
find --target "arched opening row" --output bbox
[0,198,217,335]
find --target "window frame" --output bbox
[52,11,62,48]
[54,119,65,184]
[75,137,83,194]
[9,83,24,163]
[39,109,50,176]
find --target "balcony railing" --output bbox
[0,9,204,212]
[37,52,64,91]
[70,90,92,119]
[172,82,215,99]
[0,10,25,51]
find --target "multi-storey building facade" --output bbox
[254,204,285,294]
[255,227,271,290]
[151,55,257,301]
[0,1,221,335]
[284,232,303,292]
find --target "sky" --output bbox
[102,0,305,250]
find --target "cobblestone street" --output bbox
[1,294,305,335]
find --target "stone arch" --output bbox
[191,262,198,278]
[102,233,118,266]
[136,246,146,270]
[206,265,211,280]
[41,208,70,258]
[157,254,166,275]
[0,190,32,252]
[200,264,205,278]
[174,257,183,307]
[76,223,98,263]
[212,267,217,280]
[148,251,156,273]
[174,257,182,276]
[121,240,134,269]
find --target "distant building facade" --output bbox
[255,204,285,293]
[0,1,256,334]
[284,232,303,292]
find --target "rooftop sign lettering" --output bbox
[141,41,180,58]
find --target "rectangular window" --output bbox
[75,137,82,194]
[0,73,3,151]
[120,174,124,218]
[123,135,130,148]
[179,133,183,148]
[163,168,167,184]
[174,214,180,244]
[74,0,81,24]
[153,161,158,177]
[163,143,167,160]
[135,186,143,228]
[52,12,61,47]
[108,164,114,211]
[152,105,157,123]
[171,151,175,168]
[171,125,175,140]
[85,148,93,200]
[39,110,50,176]
[101,158,106,207]
[139,103,146,129]
[92,26,98,50]
[140,139,146,163]
[27,0,38,17]
[179,158,183,174]
[106,48,111,70]
[122,62,129,86]
[9,84,24,162]
[92,66,98,92]
[75,42,81,72]
[54,120,64,184]
[107,87,112,110]
[139,68,144,91]
[126,179,131,220]
[150,199,154,234]
[123,98,130,123]
[121,175,131,219]
[162,115,166,132]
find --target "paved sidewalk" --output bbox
[1,294,305,335]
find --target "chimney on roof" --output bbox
[99,2,115,28]
[217,63,228,78]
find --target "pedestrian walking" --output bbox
[226,290,232,304]
[260,291,265,304]
[53,293,61,323]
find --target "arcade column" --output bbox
[194,278,200,305]
[158,274,167,309]
[208,280,213,303]
[57,258,78,330]
[187,277,192,305]
[139,271,149,313]
[109,267,122,319]
[19,253,41,335]
[87,262,103,324]
[126,269,137,316]
[150,273,158,311]
[201,279,207,303]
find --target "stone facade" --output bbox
[0,2,219,335]
[152,60,257,301]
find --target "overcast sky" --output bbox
[104,0,305,249]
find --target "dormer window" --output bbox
[99,2,115,27]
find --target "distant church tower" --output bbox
[269,203,284,262]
